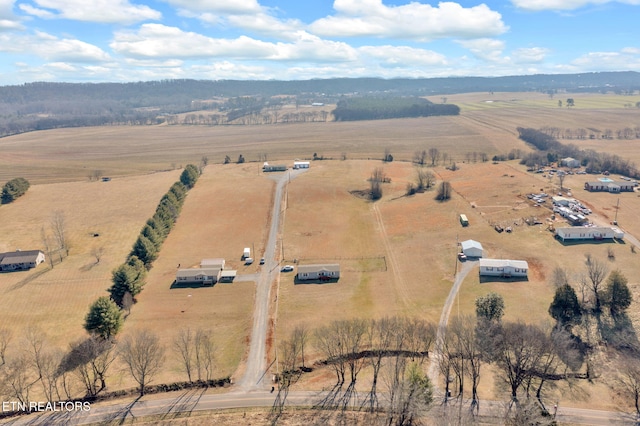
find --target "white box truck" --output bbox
[243,247,251,259]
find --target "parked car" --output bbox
[458,253,467,261]
[244,257,254,265]
[259,258,265,265]
[281,265,294,272]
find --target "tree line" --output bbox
[332,97,460,121]
[517,127,640,178]
[84,164,201,341]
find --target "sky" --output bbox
[0,0,639,85]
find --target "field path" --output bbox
[428,259,478,391]
[371,202,414,312]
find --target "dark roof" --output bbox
[0,250,44,265]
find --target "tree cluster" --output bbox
[517,127,639,178]
[1,177,30,204]
[333,96,460,121]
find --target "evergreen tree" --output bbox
[131,235,158,267]
[109,256,146,306]
[1,177,30,204]
[549,284,582,328]
[141,224,162,248]
[605,270,632,317]
[475,292,505,322]
[84,297,123,340]
[179,164,200,189]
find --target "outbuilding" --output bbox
[293,161,310,169]
[297,264,340,281]
[479,259,528,278]
[561,157,580,168]
[461,240,483,258]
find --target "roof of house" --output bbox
[461,240,483,251]
[297,264,340,274]
[479,259,528,269]
[0,250,44,265]
[176,268,220,279]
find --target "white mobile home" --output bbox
[461,240,483,258]
[175,268,220,285]
[479,259,528,278]
[297,264,340,281]
[555,226,624,242]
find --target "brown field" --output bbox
[1,90,640,414]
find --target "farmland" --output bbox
[1,91,640,416]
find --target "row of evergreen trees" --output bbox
[1,177,30,204]
[84,165,201,340]
[332,97,460,121]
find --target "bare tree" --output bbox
[272,333,303,418]
[122,291,134,316]
[450,315,483,413]
[370,167,385,200]
[292,325,309,369]
[384,358,434,426]
[91,246,105,264]
[41,226,55,269]
[436,181,452,201]
[585,255,608,312]
[173,328,195,382]
[59,335,117,398]
[557,171,566,191]
[362,317,396,412]
[1,353,35,405]
[51,210,69,256]
[416,170,435,191]
[194,329,216,381]
[0,327,11,366]
[615,355,640,418]
[413,150,427,166]
[428,147,440,166]
[119,330,165,396]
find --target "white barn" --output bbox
[555,226,624,241]
[479,259,528,278]
[561,157,580,168]
[461,240,483,258]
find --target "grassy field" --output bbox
[1,90,640,412]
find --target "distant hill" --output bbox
[0,72,638,137]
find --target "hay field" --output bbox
[0,171,180,344]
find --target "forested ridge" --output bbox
[0,71,639,137]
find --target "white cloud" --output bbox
[161,0,261,14]
[309,1,507,40]
[111,24,357,62]
[457,38,505,62]
[20,0,161,24]
[512,47,549,63]
[358,45,448,67]
[1,0,23,30]
[510,0,640,11]
[0,31,111,62]
[571,50,640,70]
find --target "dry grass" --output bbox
[1,91,640,413]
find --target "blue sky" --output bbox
[0,0,639,84]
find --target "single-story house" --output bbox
[0,250,45,271]
[561,157,580,168]
[584,181,635,192]
[200,258,225,270]
[555,226,624,241]
[175,268,220,285]
[479,259,528,278]
[461,240,483,258]
[293,161,310,169]
[297,264,340,281]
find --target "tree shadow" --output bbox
[597,312,640,352]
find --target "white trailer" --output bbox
[243,247,251,259]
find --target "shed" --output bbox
[461,240,483,258]
[200,258,225,270]
[219,270,237,283]
[479,259,528,278]
[297,264,340,281]
[561,157,580,168]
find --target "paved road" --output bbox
[235,169,305,391]
[8,389,634,425]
